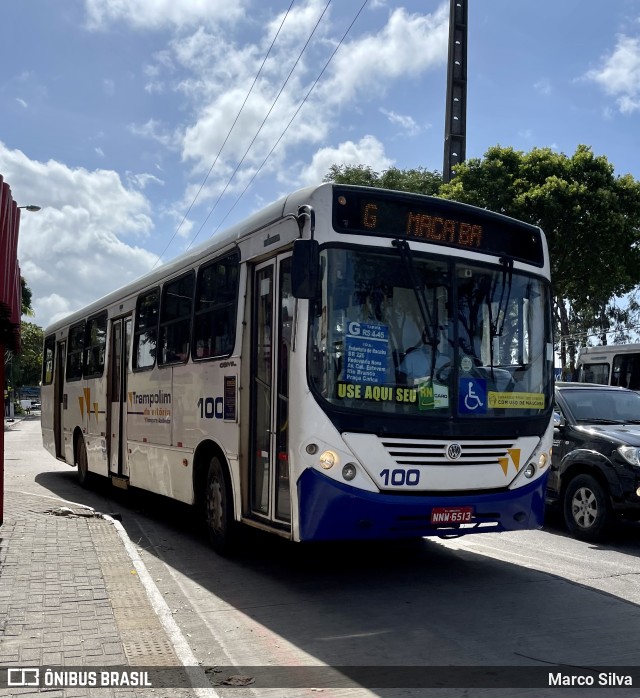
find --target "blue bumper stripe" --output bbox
[297,468,547,541]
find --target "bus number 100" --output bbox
[197,397,224,420]
[379,469,420,486]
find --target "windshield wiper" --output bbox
[486,257,514,372]
[392,239,440,377]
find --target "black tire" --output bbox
[563,473,610,541]
[204,455,237,556]
[76,437,91,488]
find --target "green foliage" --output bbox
[440,145,640,372]
[21,277,34,317]
[10,321,44,388]
[324,164,442,196]
[440,146,640,301]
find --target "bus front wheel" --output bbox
[204,456,236,555]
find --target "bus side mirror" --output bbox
[291,239,320,299]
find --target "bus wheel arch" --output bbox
[193,441,238,555]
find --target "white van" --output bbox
[576,344,640,390]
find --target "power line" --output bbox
[211,0,369,237]
[151,0,297,269]
[185,0,333,252]
[557,324,640,343]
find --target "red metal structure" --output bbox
[0,175,23,526]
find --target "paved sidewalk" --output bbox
[0,484,209,696]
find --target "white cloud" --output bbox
[534,78,552,96]
[15,98,27,108]
[102,78,115,96]
[298,135,393,185]
[585,34,640,113]
[129,119,179,149]
[264,0,332,49]
[380,108,421,136]
[0,142,157,328]
[76,3,449,261]
[317,5,449,106]
[136,2,447,213]
[84,0,246,31]
[128,172,165,189]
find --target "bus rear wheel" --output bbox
[76,438,91,488]
[204,456,236,555]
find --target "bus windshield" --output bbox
[308,246,552,418]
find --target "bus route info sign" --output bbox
[344,321,389,384]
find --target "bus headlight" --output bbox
[342,463,357,481]
[524,463,536,479]
[538,452,549,469]
[319,450,338,469]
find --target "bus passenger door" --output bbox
[54,340,65,459]
[250,256,293,526]
[108,317,131,479]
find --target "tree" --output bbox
[324,164,442,196]
[21,277,34,317]
[9,321,43,389]
[4,278,38,399]
[439,145,640,377]
[325,146,640,377]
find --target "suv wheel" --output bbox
[563,474,610,541]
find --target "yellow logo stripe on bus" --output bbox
[498,448,522,476]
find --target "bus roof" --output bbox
[578,344,640,359]
[44,184,322,334]
[43,182,546,335]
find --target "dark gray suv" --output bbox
[548,382,640,541]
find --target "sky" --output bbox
[2,0,640,330]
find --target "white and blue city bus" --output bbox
[40,183,554,553]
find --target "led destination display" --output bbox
[333,187,544,266]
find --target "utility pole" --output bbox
[443,0,468,183]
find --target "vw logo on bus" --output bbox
[446,443,463,461]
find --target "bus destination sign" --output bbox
[332,188,544,266]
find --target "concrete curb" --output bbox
[10,488,220,697]
[104,514,221,698]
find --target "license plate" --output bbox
[430,506,474,524]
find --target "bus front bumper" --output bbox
[297,468,547,542]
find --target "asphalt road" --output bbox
[5,416,640,697]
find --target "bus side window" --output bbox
[159,272,194,366]
[66,321,85,381]
[193,253,240,361]
[580,361,609,386]
[629,355,640,391]
[85,313,107,378]
[133,288,159,370]
[42,335,56,385]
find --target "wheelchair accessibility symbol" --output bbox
[458,377,487,414]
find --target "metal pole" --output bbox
[443,0,468,183]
